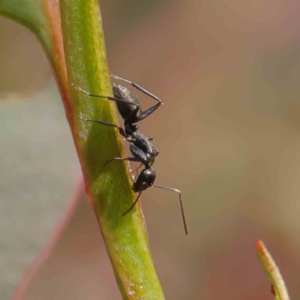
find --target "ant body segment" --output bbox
[73,75,188,235]
[78,117,158,169]
[73,74,163,136]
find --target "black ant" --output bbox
[73,75,188,235]
[73,74,161,170]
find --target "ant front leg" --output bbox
[130,165,140,181]
[122,191,142,216]
[111,74,164,121]
[153,185,188,235]
[130,163,143,174]
[105,157,143,166]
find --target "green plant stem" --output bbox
[59,0,165,299]
[0,0,165,298]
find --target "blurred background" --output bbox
[1,0,300,299]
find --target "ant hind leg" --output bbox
[78,117,127,137]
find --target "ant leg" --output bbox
[78,117,127,137]
[106,146,148,167]
[105,157,142,166]
[111,75,163,120]
[72,83,137,107]
[122,192,142,216]
[130,163,143,174]
[153,185,188,235]
[130,166,140,181]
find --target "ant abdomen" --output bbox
[113,85,142,123]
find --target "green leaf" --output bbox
[0,0,165,298]
[0,0,69,105]
[256,240,290,300]
[0,0,49,47]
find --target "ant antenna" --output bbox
[153,185,188,235]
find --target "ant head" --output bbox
[133,168,156,192]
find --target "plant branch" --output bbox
[59,0,165,299]
[0,0,165,298]
[256,240,290,300]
